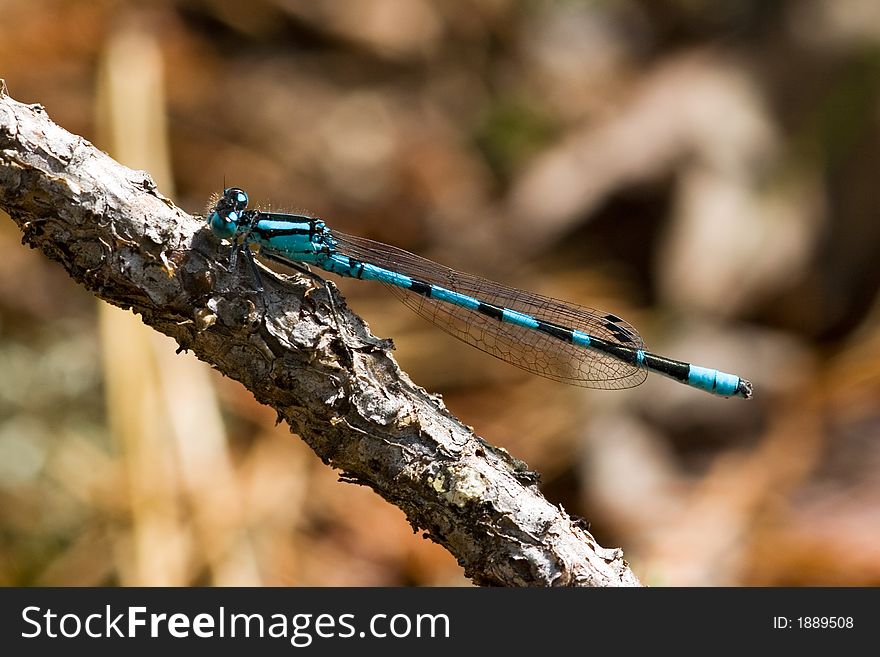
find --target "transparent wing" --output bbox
[330,230,648,389]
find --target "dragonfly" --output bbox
[206,188,752,399]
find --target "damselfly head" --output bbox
[207,187,250,239]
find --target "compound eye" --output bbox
[223,187,249,211]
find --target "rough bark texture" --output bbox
[0,80,641,587]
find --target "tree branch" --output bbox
[0,80,641,587]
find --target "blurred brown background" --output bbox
[1,0,879,586]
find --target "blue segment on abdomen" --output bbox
[502,308,540,329]
[572,330,592,348]
[361,262,413,288]
[430,286,480,310]
[687,365,740,396]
